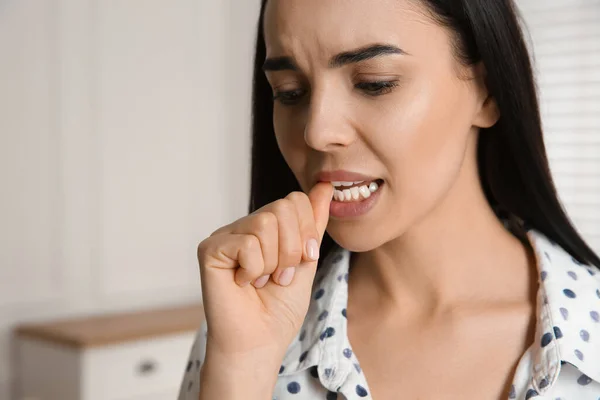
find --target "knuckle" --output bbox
[252,211,277,234]
[241,234,260,252]
[286,191,307,205]
[209,223,230,237]
[196,238,210,261]
[271,198,294,216]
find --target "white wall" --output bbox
[0,0,260,398]
[1,0,598,399]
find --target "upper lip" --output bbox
[316,170,380,184]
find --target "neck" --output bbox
[349,150,537,322]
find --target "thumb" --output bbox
[308,182,334,242]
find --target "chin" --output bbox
[326,224,390,253]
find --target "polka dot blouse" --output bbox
[178,230,600,399]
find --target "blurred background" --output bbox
[0,0,598,399]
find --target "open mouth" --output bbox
[332,179,384,202]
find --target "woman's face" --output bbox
[263,0,498,252]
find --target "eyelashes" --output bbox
[355,80,399,95]
[272,80,400,106]
[273,88,305,106]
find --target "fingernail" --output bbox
[253,274,270,288]
[238,279,251,287]
[278,267,295,286]
[306,238,319,261]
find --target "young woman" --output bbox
[179,0,600,399]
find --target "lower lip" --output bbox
[329,182,384,218]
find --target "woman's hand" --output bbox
[197,182,333,369]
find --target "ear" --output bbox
[472,62,500,128]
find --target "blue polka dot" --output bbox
[318,310,329,321]
[324,368,333,378]
[544,252,551,261]
[541,332,553,347]
[314,288,325,300]
[299,350,308,363]
[320,327,336,340]
[539,378,549,389]
[333,254,343,263]
[560,307,569,320]
[554,326,563,339]
[567,271,577,280]
[196,360,200,370]
[343,348,352,358]
[337,275,343,282]
[580,329,590,342]
[525,388,539,399]
[563,289,576,298]
[540,271,547,281]
[326,391,337,400]
[587,268,596,276]
[575,349,584,361]
[299,330,306,341]
[344,273,349,283]
[309,366,318,378]
[354,363,362,373]
[577,374,592,385]
[508,384,516,399]
[596,288,600,299]
[591,311,599,322]
[342,308,347,318]
[287,381,301,394]
[186,361,192,372]
[279,365,285,374]
[356,385,368,397]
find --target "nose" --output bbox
[303,86,356,152]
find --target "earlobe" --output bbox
[474,95,500,128]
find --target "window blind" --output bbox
[517,0,600,253]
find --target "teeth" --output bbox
[333,181,363,187]
[342,189,352,201]
[333,181,380,202]
[359,185,371,199]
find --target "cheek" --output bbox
[366,77,474,206]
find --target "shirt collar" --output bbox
[278,229,600,395]
[526,230,600,394]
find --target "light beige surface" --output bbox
[15,303,204,348]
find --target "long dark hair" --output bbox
[248,0,600,269]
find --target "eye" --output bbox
[273,89,306,106]
[355,81,399,96]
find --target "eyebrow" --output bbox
[262,43,408,72]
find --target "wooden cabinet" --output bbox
[14,304,204,400]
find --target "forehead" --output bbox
[263,0,435,57]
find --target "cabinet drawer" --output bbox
[83,332,196,400]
